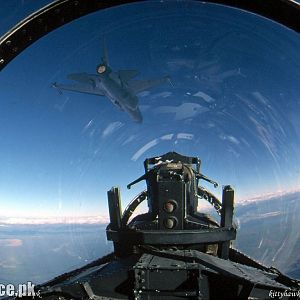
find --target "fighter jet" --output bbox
[52,41,170,123]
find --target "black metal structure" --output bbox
[0,0,300,72]
[107,152,235,256]
[25,152,299,299]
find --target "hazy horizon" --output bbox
[0,189,298,225]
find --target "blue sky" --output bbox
[0,1,300,223]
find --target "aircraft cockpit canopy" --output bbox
[0,0,299,288]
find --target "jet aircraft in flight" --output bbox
[52,41,169,123]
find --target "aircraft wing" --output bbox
[128,76,170,94]
[52,82,105,96]
[52,73,105,96]
[67,72,99,83]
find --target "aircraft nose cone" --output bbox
[133,112,143,123]
[135,117,143,123]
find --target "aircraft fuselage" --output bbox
[53,59,168,123]
[97,71,142,122]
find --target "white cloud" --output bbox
[0,239,23,247]
[193,91,215,103]
[150,91,172,99]
[138,91,150,97]
[131,139,159,161]
[122,134,137,146]
[102,121,124,138]
[154,102,209,120]
[238,188,300,205]
[219,134,240,145]
[160,134,174,140]
[0,215,109,225]
[167,59,195,69]
[177,133,194,140]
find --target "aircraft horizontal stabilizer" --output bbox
[118,70,139,82]
[129,76,170,94]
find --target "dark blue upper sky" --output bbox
[0,1,300,222]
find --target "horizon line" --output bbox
[1,188,299,225]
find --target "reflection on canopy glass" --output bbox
[0,0,299,285]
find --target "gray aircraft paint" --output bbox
[53,42,169,123]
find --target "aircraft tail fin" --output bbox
[101,36,109,66]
